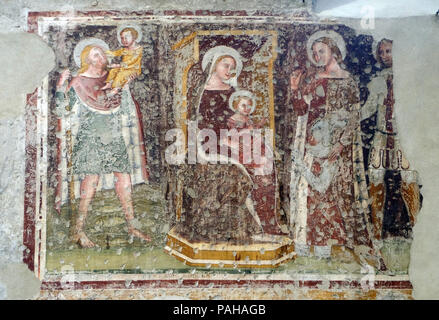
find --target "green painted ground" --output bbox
[45,183,411,276]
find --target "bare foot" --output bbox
[110,87,121,95]
[129,228,152,242]
[73,232,95,248]
[101,82,112,91]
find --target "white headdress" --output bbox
[117,24,143,45]
[202,45,243,88]
[306,30,346,66]
[229,90,256,114]
[73,37,109,67]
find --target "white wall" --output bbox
[315,0,438,18]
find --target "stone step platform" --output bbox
[164,227,296,269]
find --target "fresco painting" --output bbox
[166,30,295,268]
[23,11,422,298]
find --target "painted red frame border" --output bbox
[41,279,413,291]
[23,89,39,271]
[23,10,412,292]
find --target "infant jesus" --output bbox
[222,90,273,177]
[101,27,143,94]
[227,90,268,130]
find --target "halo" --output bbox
[202,45,243,80]
[306,30,346,66]
[73,38,109,67]
[117,24,143,45]
[229,90,256,114]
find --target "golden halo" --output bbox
[117,24,143,45]
[306,30,346,66]
[73,38,109,67]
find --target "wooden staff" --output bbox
[63,80,77,236]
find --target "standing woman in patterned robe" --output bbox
[289,30,381,267]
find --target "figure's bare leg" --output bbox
[114,172,151,242]
[73,175,99,248]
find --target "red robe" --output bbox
[292,76,371,248]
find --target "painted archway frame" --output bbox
[171,29,278,222]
